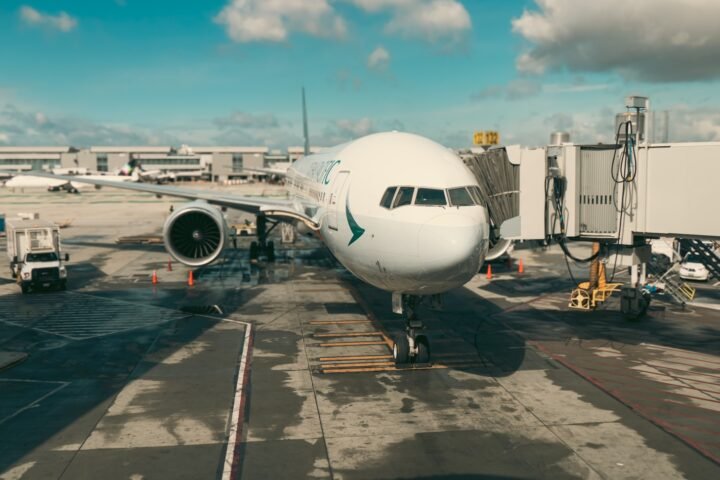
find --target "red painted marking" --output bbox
[564,362,720,400]
[541,346,720,466]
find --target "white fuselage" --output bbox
[4,171,138,190]
[284,132,489,295]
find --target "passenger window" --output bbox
[448,187,475,206]
[393,187,415,208]
[380,187,397,209]
[415,188,446,206]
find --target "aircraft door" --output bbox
[327,171,349,231]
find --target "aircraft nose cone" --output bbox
[417,212,487,284]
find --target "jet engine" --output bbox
[163,201,228,267]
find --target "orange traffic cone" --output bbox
[486,264,492,280]
[188,270,194,287]
[152,270,158,285]
[518,259,524,274]
[167,258,173,271]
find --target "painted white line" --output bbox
[222,320,253,480]
[0,379,69,426]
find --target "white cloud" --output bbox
[349,0,415,12]
[335,118,374,137]
[512,0,720,82]
[214,111,280,129]
[19,6,77,32]
[319,118,375,144]
[0,104,179,146]
[668,105,720,142]
[367,46,390,71]
[214,0,346,43]
[350,0,471,46]
[473,79,542,101]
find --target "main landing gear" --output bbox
[249,214,276,262]
[392,294,431,366]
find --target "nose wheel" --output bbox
[392,294,431,366]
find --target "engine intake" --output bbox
[163,202,227,267]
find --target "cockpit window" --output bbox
[393,187,415,208]
[380,187,397,209]
[468,186,484,206]
[448,187,475,207]
[415,188,446,206]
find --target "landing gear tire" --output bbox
[392,334,410,366]
[59,280,67,291]
[20,284,29,295]
[415,335,430,364]
[249,241,259,261]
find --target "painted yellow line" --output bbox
[296,288,346,292]
[319,340,387,347]
[319,355,394,362]
[314,331,383,338]
[320,361,487,374]
[320,361,396,369]
[308,319,372,325]
[321,364,443,374]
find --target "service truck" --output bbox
[6,219,69,293]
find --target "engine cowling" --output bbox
[163,202,228,267]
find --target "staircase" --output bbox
[646,256,695,305]
[679,239,720,280]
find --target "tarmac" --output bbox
[0,186,719,479]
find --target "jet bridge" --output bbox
[467,96,720,318]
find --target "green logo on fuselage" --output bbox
[345,198,365,246]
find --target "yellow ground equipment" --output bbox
[569,243,623,310]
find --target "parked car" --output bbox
[678,255,709,282]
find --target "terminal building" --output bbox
[0,145,313,183]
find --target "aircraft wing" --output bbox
[25,172,319,229]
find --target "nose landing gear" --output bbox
[392,294,431,366]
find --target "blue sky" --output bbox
[1,0,720,147]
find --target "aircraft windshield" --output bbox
[26,252,58,262]
[448,187,475,206]
[415,188,447,206]
[380,187,397,209]
[468,186,484,206]
[393,187,415,208]
[381,185,481,209]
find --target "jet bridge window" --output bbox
[414,188,447,206]
[448,187,475,207]
[380,186,397,209]
[393,187,415,208]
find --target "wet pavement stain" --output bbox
[400,397,414,413]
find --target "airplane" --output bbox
[4,159,173,192]
[27,89,512,365]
